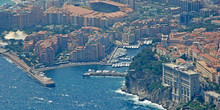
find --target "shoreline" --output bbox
[116,89,165,110]
[36,62,102,72]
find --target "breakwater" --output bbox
[36,62,101,72]
[1,52,55,87]
[83,70,126,77]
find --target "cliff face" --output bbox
[121,47,177,109]
[121,70,176,109]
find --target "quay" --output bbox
[36,62,101,72]
[0,51,55,87]
[107,46,118,64]
[83,69,126,77]
[112,62,131,68]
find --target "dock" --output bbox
[83,69,126,77]
[107,46,118,64]
[123,41,142,49]
[112,62,132,68]
[36,62,101,72]
[1,52,55,87]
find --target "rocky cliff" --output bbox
[121,47,176,109]
[121,70,176,109]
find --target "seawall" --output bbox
[1,52,55,87]
[36,62,101,72]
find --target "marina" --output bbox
[142,40,153,45]
[123,45,139,49]
[83,69,126,77]
[112,48,127,59]
[0,39,152,87]
[0,37,162,109]
[119,56,134,61]
[106,39,152,66]
[123,41,142,49]
[109,48,127,63]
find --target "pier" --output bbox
[36,62,101,72]
[1,52,55,87]
[83,69,126,77]
[107,46,118,64]
[123,42,141,49]
[112,62,131,68]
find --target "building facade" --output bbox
[0,5,43,29]
[162,63,200,103]
[205,91,220,109]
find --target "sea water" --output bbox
[0,47,165,110]
[0,57,163,110]
[0,1,164,108]
[0,0,13,6]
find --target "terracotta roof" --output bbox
[191,49,200,54]
[200,54,217,62]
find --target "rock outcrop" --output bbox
[121,70,177,109]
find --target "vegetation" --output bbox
[129,46,168,75]
[127,46,169,92]
[205,81,220,94]
[7,40,23,53]
[177,100,216,110]
[23,25,78,35]
[212,83,220,94]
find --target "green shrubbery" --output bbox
[129,46,168,75]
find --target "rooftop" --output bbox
[164,63,198,75]
[205,91,220,98]
[197,61,217,73]
[90,1,127,7]
[211,20,220,23]
[44,4,132,19]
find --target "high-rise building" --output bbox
[33,36,58,65]
[0,5,43,29]
[70,42,105,62]
[43,2,133,28]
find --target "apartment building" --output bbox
[196,61,217,82]
[0,5,43,29]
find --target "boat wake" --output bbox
[32,97,53,103]
[115,89,166,110]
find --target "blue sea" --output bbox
[0,47,165,110]
[0,1,164,109]
[0,0,13,6]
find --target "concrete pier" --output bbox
[36,62,101,72]
[1,52,55,87]
[83,70,126,77]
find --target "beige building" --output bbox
[162,63,200,103]
[43,1,133,28]
[0,5,43,29]
[205,91,220,109]
[196,61,217,82]
[211,20,220,26]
